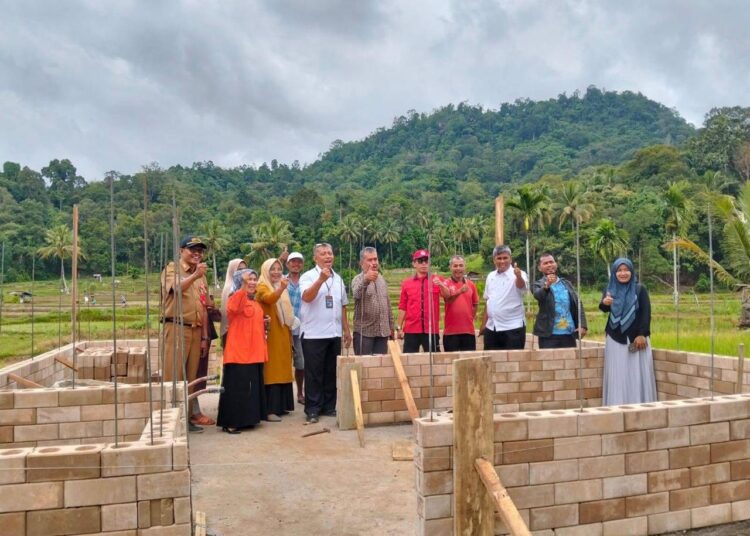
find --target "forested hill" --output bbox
[307,87,694,193]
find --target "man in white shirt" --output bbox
[299,243,352,424]
[480,245,528,350]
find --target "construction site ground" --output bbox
[190,393,416,536]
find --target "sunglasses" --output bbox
[415,257,429,264]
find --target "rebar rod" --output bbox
[143,177,155,444]
[575,219,584,412]
[109,175,120,446]
[708,202,716,400]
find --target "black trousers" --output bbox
[302,336,341,416]
[403,333,440,353]
[353,333,389,355]
[538,334,577,349]
[443,334,477,352]
[484,326,526,350]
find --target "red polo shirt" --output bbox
[399,274,441,334]
[443,278,479,335]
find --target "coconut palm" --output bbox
[37,224,86,293]
[203,219,230,288]
[337,214,360,272]
[380,219,401,265]
[663,181,695,304]
[507,185,550,280]
[247,216,293,265]
[588,218,629,277]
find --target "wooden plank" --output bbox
[392,440,414,461]
[495,195,504,245]
[350,368,365,448]
[336,361,362,430]
[453,356,494,536]
[388,340,420,421]
[55,355,79,372]
[737,343,746,394]
[475,458,531,536]
[8,373,43,389]
[194,510,206,536]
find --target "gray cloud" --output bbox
[0,0,748,180]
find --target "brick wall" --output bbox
[415,395,750,535]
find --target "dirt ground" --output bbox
[189,393,416,536]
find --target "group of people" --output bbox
[160,237,656,435]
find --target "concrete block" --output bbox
[691,462,731,487]
[602,515,647,536]
[415,416,452,447]
[138,500,151,528]
[579,498,624,523]
[504,439,554,464]
[625,491,669,517]
[27,444,102,482]
[0,481,63,513]
[670,445,711,468]
[555,523,603,536]
[647,468,690,493]
[59,421,103,439]
[623,406,667,431]
[529,503,578,530]
[13,389,58,408]
[80,403,116,421]
[529,459,578,485]
[579,455,625,480]
[416,469,452,496]
[554,435,601,460]
[527,412,578,439]
[0,391,13,409]
[691,502,731,528]
[578,409,624,436]
[0,447,28,484]
[14,423,58,442]
[493,414,528,441]
[417,494,451,520]
[138,524,192,535]
[690,421,730,445]
[668,401,710,426]
[601,431,646,455]
[646,426,689,449]
[64,475,136,506]
[602,474,647,499]
[173,496,191,524]
[670,486,710,511]
[506,484,554,509]
[137,469,191,500]
[415,446,451,472]
[0,408,36,425]
[173,439,189,470]
[101,502,138,531]
[710,396,750,422]
[0,425,13,443]
[0,512,24,536]
[732,498,750,521]
[103,418,149,436]
[711,479,750,503]
[625,450,668,474]
[417,517,452,536]
[554,478,602,504]
[647,509,691,534]
[732,459,750,480]
[711,439,750,463]
[58,387,104,406]
[26,506,101,536]
[495,462,528,487]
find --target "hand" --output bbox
[634,335,647,350]
[365,268,378,282]
[602,292,613,306]
[513,262,522,278]
[279,245,289,263]
[479,326,486,336]
[195,262,208,278]
[279,276,289,290]
[433,276,443,287]
[397,329,404,340]
[318,268,331,281]
[343,331,352,348]
[460,283,469,293]
[389,330,395,340]
[545,274,557,288]
[576,327,588,338]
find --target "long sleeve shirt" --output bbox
[351,272,393,338]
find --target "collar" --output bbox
[413,273,428,280]
[180,259,195,274]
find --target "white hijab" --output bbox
[220,258,245,336]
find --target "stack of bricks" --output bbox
[337,347,605,426]
[0,384,179,449]
[654,349,742,399]
[75,347,148,384]
[415,394,750,535]
[0,407,191,535]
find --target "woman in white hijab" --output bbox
[220,258,246,347]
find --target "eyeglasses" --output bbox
[415,258,429,264]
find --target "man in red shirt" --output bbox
[437,255,479,352]
[396,249,441,353]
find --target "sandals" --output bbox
[191,413,216,426]
[267,414,282,422]
[222,427,241,434]
[297,395,305,405]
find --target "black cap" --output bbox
[180,236,207,249]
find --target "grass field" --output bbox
[1,272,749,367]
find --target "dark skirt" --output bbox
[217,363,266,429]
[265,383,295,416]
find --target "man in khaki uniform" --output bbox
[161,236,209,430]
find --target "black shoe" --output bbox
[306,414,319,424]
[222,427,241,434]
[322,409,337,417]
[189,422,204,433]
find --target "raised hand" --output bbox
[365,268,378,282]
[513,262,522,278]
[602,292,613,306]
[318,267,332,281]
[195,262,208,278]
[279,276,289,290]
[545,273,558,288]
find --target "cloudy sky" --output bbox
[1,0,748,180]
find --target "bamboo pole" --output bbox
[474,458,531,536]
[387,340,420,421]
[350,368,365,447]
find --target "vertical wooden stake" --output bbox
[495,196,504,245]
[350,368,365,447]
[336,361,362,430]
[737,343,746,394]
[453,356,494,535]
[388,340,420,421]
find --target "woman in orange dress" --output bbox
[216,269,268,434]
[256,258,295,421]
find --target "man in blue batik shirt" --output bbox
[532,253,588,348]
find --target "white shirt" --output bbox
[484,268,528,331]
[299,266,349,339]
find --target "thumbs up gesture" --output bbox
[603,292,614,306]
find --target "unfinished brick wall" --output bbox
[338,346,605,426]
[0,385,190,535]
[654,349,743,399]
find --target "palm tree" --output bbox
[589,218,629,277]
[38,225,86,293]
[507,185,550,280]
[380,219,401,265]
[247,216,293,265]
[663,181,694,305]
[203,219,230,288]
[337,214,360,272]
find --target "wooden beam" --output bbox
[194,511,206,536]
[453,356,494,535]
[388,340,420,421]
[55,355,79,372]
[475,458,531,536]
[336,361,362,430]
[8,373,43,389]
[495,195,504,245]
[737,343,746,394]
[350,368,365,448]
